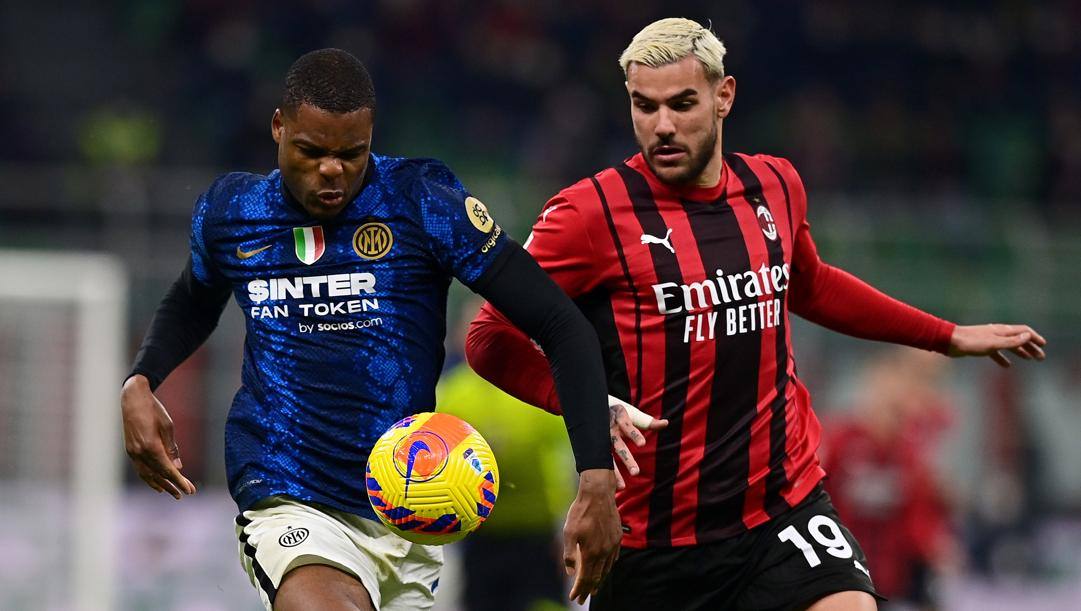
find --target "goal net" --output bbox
[0,250,126,611]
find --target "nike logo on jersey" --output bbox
[236,244,273,259]
[641,228,675,254]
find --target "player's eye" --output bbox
[296,145,325,158]
[338,147,367,160]
[634,101,657,113]
[672,99,696,111]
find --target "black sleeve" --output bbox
[470,242,611,472]
[128,256,232,390]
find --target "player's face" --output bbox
[272,103,374,220]
[626,57,736,186]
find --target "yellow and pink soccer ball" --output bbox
[365,412,499,544]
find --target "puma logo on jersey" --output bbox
[236,243,273,259]
[641,228,675,254]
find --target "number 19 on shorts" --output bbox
[777,514,854,568]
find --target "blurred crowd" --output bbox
[3,1,1080,217]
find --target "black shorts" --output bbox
[591,486,883,611]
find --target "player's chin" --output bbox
[649,160,696,185]
[304,198,347,220]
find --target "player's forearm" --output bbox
[129,258,230,389]
[466,305,561,414]
[472,244,610,472]
[789,261,955,353]
[528,306,611,472]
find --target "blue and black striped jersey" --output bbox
[190,154,507,516]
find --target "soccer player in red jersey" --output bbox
[465,18,1047,610]
[821,349,958,608]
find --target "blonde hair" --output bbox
[619,18,727,80]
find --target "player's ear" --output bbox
[717,75,736,118]
[271,109,284,144]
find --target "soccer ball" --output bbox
[365,412,499,544]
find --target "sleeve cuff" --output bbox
[933,320,957,355]
[466,238,517,294]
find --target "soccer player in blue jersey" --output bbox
[120,49,624,611]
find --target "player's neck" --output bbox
[695,145,725,189]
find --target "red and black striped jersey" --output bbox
[468,152,955,548]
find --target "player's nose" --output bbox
[654,108,677,139]
[319,157,344,179]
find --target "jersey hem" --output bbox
[236,487,379,522]
[617,469,825,549]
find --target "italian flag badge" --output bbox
[293,226,326,265]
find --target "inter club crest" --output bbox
[353,222,394,260]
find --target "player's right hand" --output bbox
[563,468,621,605]
[608,395,667,489]
[121,374,197,499]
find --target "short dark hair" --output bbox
[282,49,376,115]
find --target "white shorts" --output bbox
[235,496,443,610]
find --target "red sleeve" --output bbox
[466,193,602,414]
[522,195,605,296]
[776,159,956,354]
[467,303,562,414]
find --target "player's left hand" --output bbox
[563,468,621,605]
[608,395,668,490]
[947,323,1047,368]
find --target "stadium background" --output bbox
[1,1,1079,609]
